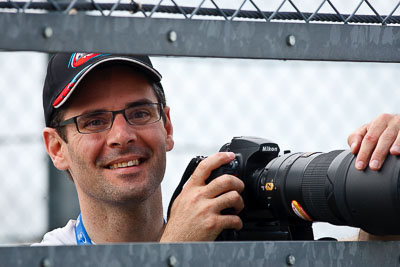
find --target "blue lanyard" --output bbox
[75,213,93,245]
[74,213,167,245]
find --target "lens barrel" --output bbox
[257,150,400,235]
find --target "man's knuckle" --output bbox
[189,173,199,182]
[229,191,242,202]
[204,216,218,230]
[199,203,213,215]
[189,189,204,203]
[231,216,243,230]
[196,161,208,172]
[382,129,397,141]
[389,115,400,129]
[212,175,233,191]
[364,133,379,143]
[222,175,236,187]
[238,179,245,191]
[238,199,245,210]
[377,113,390,122]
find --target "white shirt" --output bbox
[31,220,77,246]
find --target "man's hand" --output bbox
[160,152,245,242]
[348,113,400,242]
[348,113,400,170]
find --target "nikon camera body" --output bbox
[168,136,400,241]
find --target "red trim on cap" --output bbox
[71,53,102,68]
[52,82,75,107]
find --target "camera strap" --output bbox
[167,156,204,219]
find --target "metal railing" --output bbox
[1,1,400,62]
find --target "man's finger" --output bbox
[189,152,235,186]
[348,124,368,154]
[216,214,243,232]
[213,190,245,216]
[355,121,387,170]
[205,175,244,198]
[390,131,400,155]
[369,127,398,170]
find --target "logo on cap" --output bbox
[69,53,105,68]
[52,65,91,107]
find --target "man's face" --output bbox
[57,65,174,205]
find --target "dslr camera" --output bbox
[168,136,400,241]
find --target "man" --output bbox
[34,53,400,245]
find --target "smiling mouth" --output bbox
[108,159,140,170]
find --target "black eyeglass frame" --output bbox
[55,102,164,134]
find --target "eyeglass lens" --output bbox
[76,104,161,133]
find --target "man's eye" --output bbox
[132,111,150,119]
[81,117,109,128]
[127,108,152,120]
[86,119,107,126]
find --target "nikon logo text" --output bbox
[262,146,278,152]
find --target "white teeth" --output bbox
[109,160,139,169]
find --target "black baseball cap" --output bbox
[43,53,162,127]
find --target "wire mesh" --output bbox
[1,0,400,25]
[0,0,399,245]
[0,52,47,244]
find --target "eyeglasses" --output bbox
[56,103,163,134]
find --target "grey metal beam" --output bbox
[1,13,400,62]
[2,241,400,266]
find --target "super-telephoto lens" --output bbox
[257,150,400,235]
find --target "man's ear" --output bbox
[163,106,174,152]
[43,127,69,171]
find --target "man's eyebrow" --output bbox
[79,108,108,115]
[126,99,155,108]
[77,99,155,116]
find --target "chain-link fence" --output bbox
[2,0,400,24]
[0,52,47,244]
[0,0,399,244]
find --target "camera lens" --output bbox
[257,150,400,235]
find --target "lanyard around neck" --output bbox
[74,213,167,245]
[75,213,93,245]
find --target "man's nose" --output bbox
[106,113,137,147]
